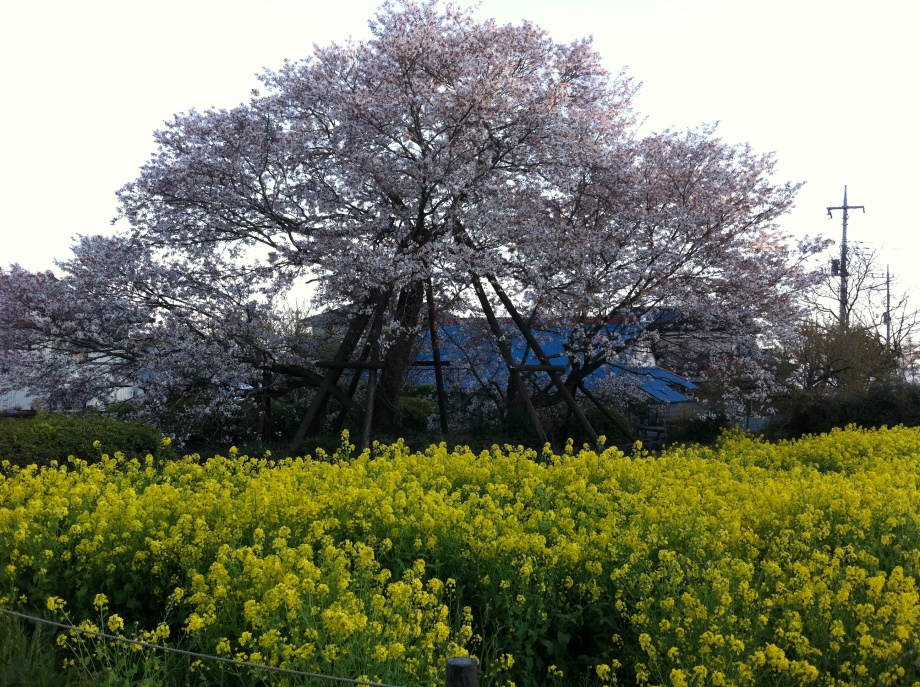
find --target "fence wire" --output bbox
[0,606,405,687]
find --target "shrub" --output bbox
[0,412,168,469]
[771,382,920,439]
[400,396,440,432]
[664,413,731,445]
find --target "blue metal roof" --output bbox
[605,363,698,403]
[411,319,696,404]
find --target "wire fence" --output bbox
[0,606,406,687]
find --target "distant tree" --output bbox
[764,228,920,438]
[779,320,896,393]
[799,244,920,380]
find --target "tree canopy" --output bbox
[0,1,822,444]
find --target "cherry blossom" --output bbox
[2,1,826,438]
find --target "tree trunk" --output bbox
[375,280,426,431]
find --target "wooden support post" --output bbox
[333,341,373,433]
[471,276,547,445]
[361,349,379,451]
[288,312,368,455]
[486,275,599,447]
[446,657,478,687]
[358,304,389,450]
[426,278,450,434]
[289,290,389,455]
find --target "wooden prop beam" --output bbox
[576,381,635,443]
[361,349,379,450]
[289,290,389,454]
[486,275,599,447]
[332,340,374,433]
[289,315,369,453]
[471,275,547,445]
[358,302,389,451]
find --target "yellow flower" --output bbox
[639,633,652,652]
[45,596,66,612]
[186,613,206,632]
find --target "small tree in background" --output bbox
[770,236,920,437]
[802,245,920,378]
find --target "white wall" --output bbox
[0,389,37,411]
[0,386,136,411]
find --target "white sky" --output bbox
[2,0,917,301]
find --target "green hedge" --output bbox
[0,413,168,469]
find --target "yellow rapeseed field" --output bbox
[3,426,920,687]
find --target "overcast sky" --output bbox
[2,0,917,300]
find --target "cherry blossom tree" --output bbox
[3,1,824,444]
[114,1,642,436]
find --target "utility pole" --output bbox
[884,265,891,350]
[827,186,865,329]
